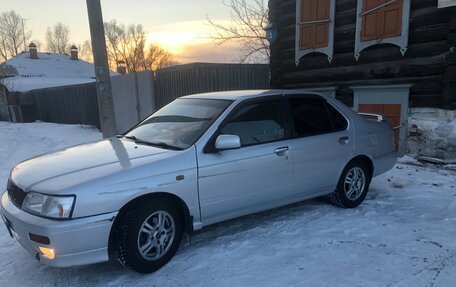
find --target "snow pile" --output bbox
[407,108,456,164]
[397,155,424,166]
[0,122,455,286]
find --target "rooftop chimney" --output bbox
[29,43,38,59]
[117,60,127,74]
[70,45,78,60]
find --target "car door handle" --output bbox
[339,136,350,145]
[274,147,289,155]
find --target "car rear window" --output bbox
[288,96,348,137]
[327,103,348,131]
[288,97,333,137]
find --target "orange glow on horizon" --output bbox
[148,31,203,55]
[146,20,232,57]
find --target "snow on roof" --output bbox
[0,51,118,93]
[1,77,97,93]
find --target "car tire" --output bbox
[114,199,183,273]
[328,160,371,208]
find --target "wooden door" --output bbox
[359,104,401,151]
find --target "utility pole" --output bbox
[86,0,117,137]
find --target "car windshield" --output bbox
[125,98,232,150]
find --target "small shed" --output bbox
[0,44,117,127]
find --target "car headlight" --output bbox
[22,192,75,219]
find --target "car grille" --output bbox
[7,180,27,209]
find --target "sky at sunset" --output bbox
[0,0,245,63]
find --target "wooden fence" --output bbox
[27,83,100,128]
[155,63,270,108]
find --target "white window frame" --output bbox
[354,0,411,60]
[295,0,336,65]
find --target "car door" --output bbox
[197,97,294,225]
[287,94,354,196]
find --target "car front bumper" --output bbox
[0,191,117,267]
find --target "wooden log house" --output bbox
[268,0,456,155]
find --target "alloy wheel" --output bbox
[137,210,176,261]
[343,167,366,201]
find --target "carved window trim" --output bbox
[354,0,411,60]
[295,0,336,65]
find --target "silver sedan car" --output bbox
[1,90,397,273]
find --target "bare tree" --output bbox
[46,22,70,53]
[0,10,32,61]
[123,24,147,72]
[78,40,93,62]
[104,20,125,70]
[141,44,173,71]
[0,38,8,62]
[104,20,175,72]
[207,0,269,63]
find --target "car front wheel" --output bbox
[114,200,183,273]
[329,160,371,208]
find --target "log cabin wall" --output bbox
[269,0,456,109]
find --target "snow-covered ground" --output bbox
[0,121,455,287]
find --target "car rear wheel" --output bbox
[114,200,183,273]
[328,160,371,208]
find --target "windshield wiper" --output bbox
[117,135,140,141]
[146,141,184,151]
[119,135,183,150]
[116,134,136,140]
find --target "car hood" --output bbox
[11,137,176,193]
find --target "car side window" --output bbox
[288,97,333,137]
[220,100,285,146]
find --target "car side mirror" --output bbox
[215,134,241,150]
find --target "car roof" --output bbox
[180,89,328,101]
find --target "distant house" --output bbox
[0,43,118,127]
[268,0,456,161]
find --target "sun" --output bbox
[148,32,201,55]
